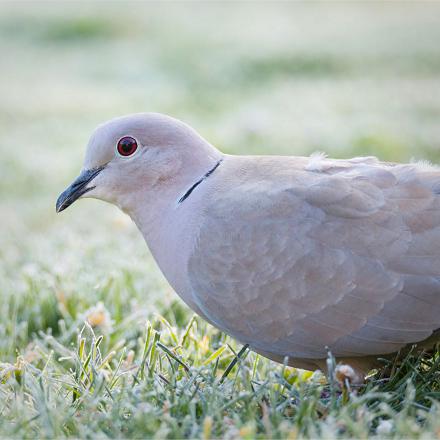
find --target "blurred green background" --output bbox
[1,2,440,355]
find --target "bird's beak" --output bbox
[56,166,105,213]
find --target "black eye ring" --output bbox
[116,136,138,157]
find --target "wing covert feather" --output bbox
[188,156,440,358]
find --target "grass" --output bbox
[2,298,440,438]
[1,2,440,438]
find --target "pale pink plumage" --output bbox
[58,113,440,378]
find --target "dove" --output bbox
[56,113,440,381]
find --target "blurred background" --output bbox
[1,2,440,357]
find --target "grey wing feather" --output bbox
[188,157,440,358]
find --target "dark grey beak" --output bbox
[56,166,104,213]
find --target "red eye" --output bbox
[117,136,138,157]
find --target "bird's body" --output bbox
[57,113,440,378]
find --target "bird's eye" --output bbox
[117,136,138,157]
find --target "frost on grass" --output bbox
[1,298,440,439]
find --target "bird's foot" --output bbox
[334,363,364,395]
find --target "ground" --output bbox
[1,3,440,438]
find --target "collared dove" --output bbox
[56,113,440,381]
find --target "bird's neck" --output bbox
[131,152,221,229]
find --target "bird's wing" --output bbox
[187,155,440,359]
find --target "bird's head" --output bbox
[56,113,221,214]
